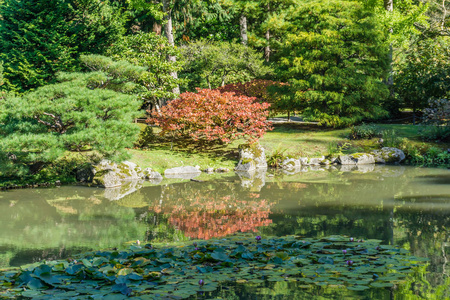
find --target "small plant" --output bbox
[381,129,402,148]
[349,123,382,140]
[267,148,287,168]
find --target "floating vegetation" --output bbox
[0,235,429,299]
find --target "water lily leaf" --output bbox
[111,283,132,296]
[318,256,334,265]
[27,278,45,289]
[347,285,370,291]
[211,251,229,261]
[371,282,394,288]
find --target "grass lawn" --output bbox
[129,123,448,171]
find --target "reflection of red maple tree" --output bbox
[151,195,272,240]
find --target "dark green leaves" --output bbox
[0,235,428,299]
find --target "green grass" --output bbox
[129,123,450,172]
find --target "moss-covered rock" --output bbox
[92,160,145,188]
[371,147,406,164]
[235,143,267,172]
[338,153,375,165]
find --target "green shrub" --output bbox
[381,129,402,148]
[349,123,382,140]
[135,125,157,149]
[419,125,450,142]
[267,148,287,168]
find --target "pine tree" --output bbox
[0,55,143,179]
[0,0,125,92]
[273,0,390,127]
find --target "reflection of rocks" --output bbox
[354,164,375,173]
[371,147,406,164]
[103,180,142,201]
[235,143,267,172]
[372,165,406,177]
[236,169,266,192]
[164,166,201,179]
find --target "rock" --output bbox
[143,168,163,180]
[215,167,230,173]
[338,153,375,165]
[92,160,145,188]
[204,168,215,173]
[299,157,309,165]
[371,147,405,164]
[164,166,202,176]
[281,157,301,170]
[309,157,325,165]
[235,143,267,172]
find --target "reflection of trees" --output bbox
[147,182,273,239]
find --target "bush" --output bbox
[419,125,450,142]
[134,125,157,148]
[148,89,272,147]
[349,123,382,140]
[0,58,143,181]
[218,80,288,115]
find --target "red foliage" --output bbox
[151,196,273,240]
[148,88,272,144]
[218,79,287,109]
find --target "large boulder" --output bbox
[92,160,145,188]
[338,153,375,165]
[371,147,406,164]
[235,143,267,172]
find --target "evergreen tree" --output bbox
[0,0,125,92]
[272,0,390,127]
[0,56,143,179]
[107,32,183,109]
[180,40,272,91]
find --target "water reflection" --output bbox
[0,166,449,297]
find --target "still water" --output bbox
[1,165,449,298]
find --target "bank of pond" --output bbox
[0,165,449,298]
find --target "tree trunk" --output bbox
[152,22,162,35]
[264,3,271,62]
[240,14,248,46]
[162,0,180,98]
[384,0,394,97]
[264,29,271,62]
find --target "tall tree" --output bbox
[272,0,390,127]
[0,0,125,92]
[107,32,183,110]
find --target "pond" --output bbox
[1,165,449,298]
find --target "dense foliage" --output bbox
[218,79,287,114]
[0,235,428,298]
[180,40,271,91]
[148,89,271,146]
[0,0,124,92]
[395,38,450,117]
[0,57,143,180]
[107,32,183,110]
[272,0,390,127]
